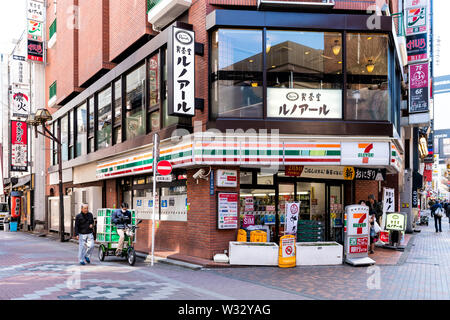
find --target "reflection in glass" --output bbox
[126,65,146,140]
[61,115,68,162]
[76,103,87,157]
[211,29,263,118]
[97,87,112,150]
[346,33,389,121]
[113,80,122,144]
[88,96,95,153]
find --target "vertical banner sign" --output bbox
[409,62,429,113]
[10,56,29,86]
[285,202,300,235]
[170,27,195,116]
[381,188,395,229]
[11,89,30,118]
[10,121,28,172]
[27,20,43,42]
[406,33,428,62]
[344,205,370,261]
[218,192,238,229]
[27,0,44,22]
[11,196,21,218]
[406,7,427,35]
[27,40,43,62]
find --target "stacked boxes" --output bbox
[96,209,136,246]
[297,220,325,242]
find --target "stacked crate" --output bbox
[96,208,136,248]
[297,220,325,242]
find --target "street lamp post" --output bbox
[27,109,66,242]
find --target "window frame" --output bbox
[96,84,113,150]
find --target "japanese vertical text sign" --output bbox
[11,89,30,118]
[27,0,44,22]
[10,121,28,172]
[382,188,395,214]
[169,27,195,116]
[409,62,429,113]
[285,202,300,235]
[344,205,369,259]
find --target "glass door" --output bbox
[327,184,344,243]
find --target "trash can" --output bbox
[9,221,18,232]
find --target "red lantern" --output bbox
[11,197,21,218]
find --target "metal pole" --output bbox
[151,133,159,266]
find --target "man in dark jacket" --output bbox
[112,203,132,256]
[74,204,95,265]
[368,194,383,226]
[431,200,443,233]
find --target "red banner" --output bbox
[10,121,28,172]
[11,196,21,218]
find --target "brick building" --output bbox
[44,0,408,261]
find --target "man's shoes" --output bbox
[79,261,86,265]
[85,257,91,264]
[369,250,374,254]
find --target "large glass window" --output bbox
[68,110,74,159]
[211,29,263,118]
[61,115,68,162]
[76,103,87,157]
[97,87,112,150]
[125,64,146,140]
[88,96,95,153]
[113,80,122,144]
[346,33,389,121]
[52,121,58,165]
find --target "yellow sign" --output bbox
[278,235,296,268]
[343,166,355,180]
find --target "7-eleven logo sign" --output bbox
[357,143,374,164]
[352,213,367,235]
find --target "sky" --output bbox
[0,0,26,55]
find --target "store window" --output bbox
[97,87,112,150]
[346,33,389,121]
[113,80,122,145]
[88,96,95,153]
[61,115,68,162]
[211,29,264,118]
[68,110,74,160]
[76,102,87,157]
[148,54,160,132]
[52,121,58,165]
[125,64,146,140]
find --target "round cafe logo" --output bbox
[175,30,193,45]
[286,92,299,101]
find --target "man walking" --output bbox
[368,194,383,226]
[112,203,132,256]
[431,200,443,233]
[74,204,95,265]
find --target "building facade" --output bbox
[45,0,409,260]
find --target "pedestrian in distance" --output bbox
[431,200,444,233]
[74,204,95,265]
[112,203,132,257]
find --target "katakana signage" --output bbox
[267,88,342,119]
[27,0,44,22]
[382,188,395,213]
[10,121,28,172]
[406,33,428,62]
[409,62,429,113]
[385,213,406,231]
[11,89,30,118]
[169,27,195,116]
[27,39,43,62]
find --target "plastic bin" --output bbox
[9,222,18,232]
[237,229,247,242]
[3,223,9,232]
[250,230,267,243]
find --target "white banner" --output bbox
[267,88,342,119]
[171,27,195,116]
[382,187,395,229]
[27,0,45,22]
[10,58,29,86]
[341,142,390,166]
[285,202,300,235]
[11,89,30,118]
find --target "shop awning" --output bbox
[12,175,31,188]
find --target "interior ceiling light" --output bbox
[332,40,341,56]
[366,59,375,73]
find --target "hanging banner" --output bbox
[11,89,30,118]
[382,188,395,213]
[27,20,43,42]
[27,0,44,22]
[169,27,195,116]
[409,62,429,113]
[285,202,300,235]
[406,33,428,62]
[27,40,44,62]
[217,192,238,229]
[267,88,342,119]
[10,121,28,172]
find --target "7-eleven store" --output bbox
[91,132,402,261]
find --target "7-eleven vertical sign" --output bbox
[346,205,369,236]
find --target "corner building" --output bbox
[45,0,407,261]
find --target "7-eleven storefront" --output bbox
[95,134,403,260]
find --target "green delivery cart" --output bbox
[96,208,142,266]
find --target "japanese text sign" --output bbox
[27,40,43,62]
[27,0,44,22]
[383,188,395,213]
[170,27,195,116]
[385,213,406,231]
[285,202,300,235]
[10,121,28,172]
[354,168,386,181]
[267,88,342,119]
[409,62,429,113]
[11,89,30,118]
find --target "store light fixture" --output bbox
[249,59,254,63]
[305,51,310,55]
[366,59,375,73]
[332,40,341,56]
[251,82,258,87]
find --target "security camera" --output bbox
[193,169,206,180]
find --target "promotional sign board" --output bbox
[385,213,406,231]
[10,121,28,172]
[27,20,43,42]
[285,165,354,180]
[285,202,300,235]
[406,33,428,62]
[242,214,255,228]
[27,40,44,62]
[244,196,254,211]
[169,27,195,116]
[354,168,386,181]
[344,205,373,265]
[346,205,369,236]
[278,235,296,268]
[406,7,427,35]
[11,196,21,218]
[409,62,429,113]
[217,192,238,229]
[11,89,30,118]
[216,169,237,187]
[341,142,390,166]
[267,88,342,119]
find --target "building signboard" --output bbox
[406,7,427,35]
[341,142,390,166]
[10,121,28,172]
[218,192,238,229]
[27,0,44,22]
[27,20,43,42]
[406,33,428,62]
[409,62,429,113]
[27,40,44,62]
[11,89,30,118]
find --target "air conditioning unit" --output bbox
[147,0,192,31]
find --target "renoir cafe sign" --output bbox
[267,88,342,119]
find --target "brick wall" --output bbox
[105,178,118,208]
[355,180,380,203]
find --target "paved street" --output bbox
[1,216,450,300]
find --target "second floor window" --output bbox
[97,87,112,150]
[125,64,146,140]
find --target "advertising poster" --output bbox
[216,169,237,187]
[10,121,28,172]
[218,192,238,229]
[285,202,300,235]
[244,196,254,211]
[242,214,255,228]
